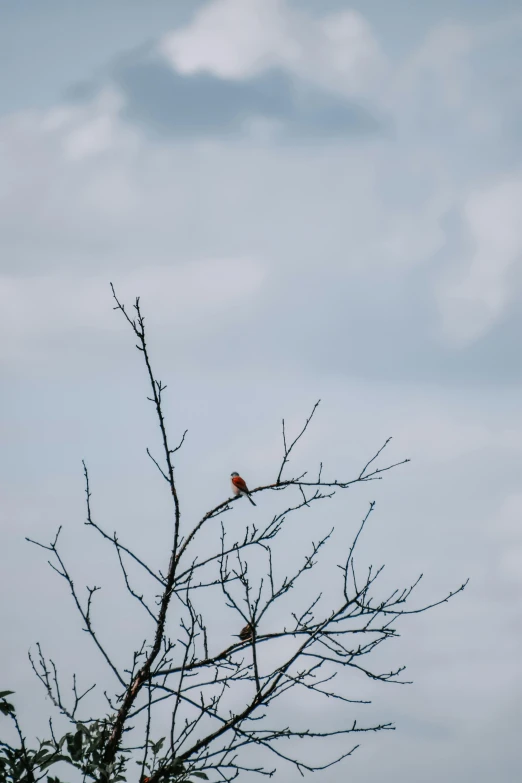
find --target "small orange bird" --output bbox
[230,472,256,505]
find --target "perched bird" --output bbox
[230,472,256,506]
[238,623,254,642]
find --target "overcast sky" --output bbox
[1,1,521,781]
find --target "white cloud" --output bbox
[0,82,444,285]
[160,0,293,81]
[1,2,521,357]
[438,177,522,345]
[159,0,384,97]
[0,87,143,250]
[41,88,126,161]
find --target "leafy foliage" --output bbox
[0,698,192,782]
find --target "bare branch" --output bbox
[277,400,321,484]
[18,289,466,783]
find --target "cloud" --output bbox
[160,0,294,81]
[114,60,384,141]
[67,0,387,143]
[1,0,522,382]
[437,176,522,345]
[0,86,142,261]
[159,0,384,97]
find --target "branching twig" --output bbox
[20,289,467,783]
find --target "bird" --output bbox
[230,472,256,505]
[237,623,254,642]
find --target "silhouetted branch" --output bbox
[18,289,467,783]
[277,399,321,484]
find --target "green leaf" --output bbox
[151,737,165,755]
[46,754,72,766]
[32,749,52,764]
[73,730,83,752]
[39,757,58,771]
[192,774,209,780]
[0,691,15,699]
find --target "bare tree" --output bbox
[1,288,468,783]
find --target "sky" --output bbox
[1,0,521,781]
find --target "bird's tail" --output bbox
[247,494,257,506]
